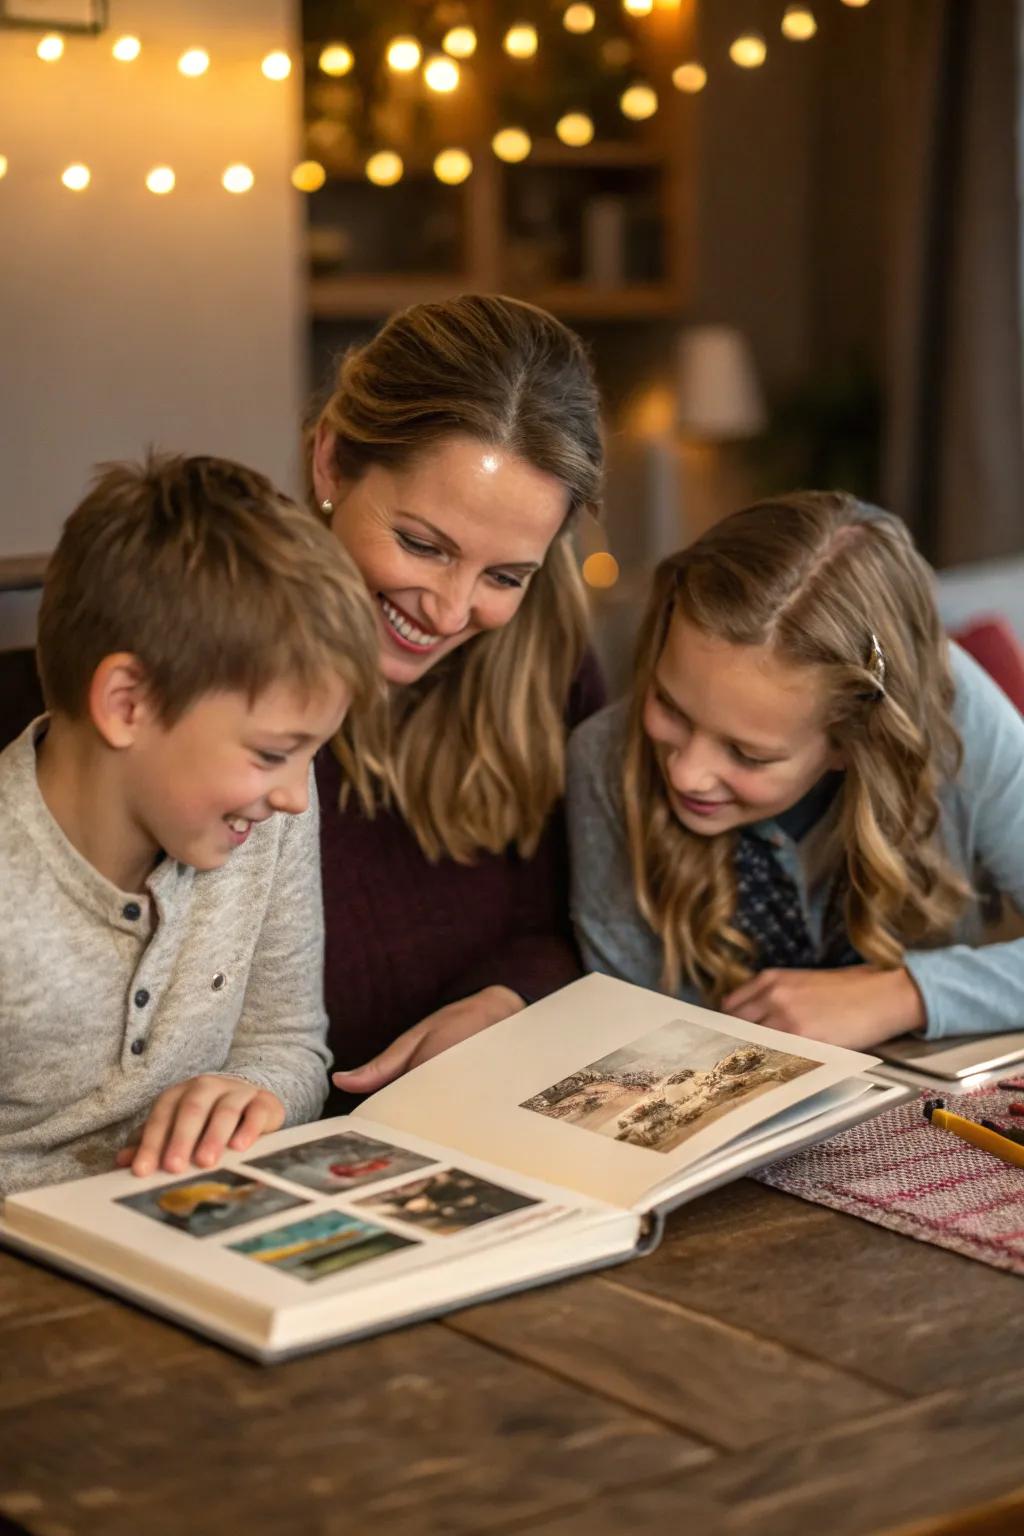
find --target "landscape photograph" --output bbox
[520,1019,817,1153]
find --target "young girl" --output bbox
[567,492,1024,1050]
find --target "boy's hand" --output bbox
[332,985,525,1096]
[721,965,926,1050]
[116,1075,286,1178]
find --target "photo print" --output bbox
[229,1210,415,1282]
[355,1167,538,1236]
[244,1130,434,1194]
[117,1168,307,1237]
[520,1018,817,1153]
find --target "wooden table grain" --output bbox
[2,1180,1022,1536]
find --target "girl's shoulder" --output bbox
[947,639,1024,743]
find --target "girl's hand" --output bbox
[721,966,926,1050]
[333,985,525,1095]
[116,1075,286,1177]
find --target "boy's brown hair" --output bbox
[38,453,379,723]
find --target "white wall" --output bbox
[0,0,305,644]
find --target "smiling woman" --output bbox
[307,294,606,1096]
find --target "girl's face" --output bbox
[643,612,843,837]
[314,428,569,687]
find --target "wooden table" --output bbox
[2,1179,1023,1536]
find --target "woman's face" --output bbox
[314,429,569,686]
[643,612,843,836]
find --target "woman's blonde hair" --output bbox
[623,491,970,1002]
[315,293,603,862]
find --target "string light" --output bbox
[503,24,538,59]
[61,163,90,191]
[563,4,596,33]
[442,26,477,58]
[386,37,421,72]
[222,163,254,194]
[145,166,175,195]
[730,32,767,68]
[365,150,403,186]
[318,43,353,76]
[556,111,595,147]
[620,83,658,120]
[424,55,459,92]
[434,148,473,185]
[781,5,817,39]
[491,127,532,163]
[622,0,653,15]
[178,48,210,77]
[291,160,326,192]
[112,35,141,62]
[582,552,620,589]
[840,0,870,6]
[0,155,9,180]
[672,61,707,93]
[261,51,291,80]
[36,34,64,62]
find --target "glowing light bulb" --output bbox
[492,127,532,163]
[386,36,421,72]
[36,33,64,62]
[582,552,620,589]
[261,50,291,80]
[556,112,595,148]
[504,24,538,59]
[112,35,141,62]
[840,0,870,7]
[729,32,767,68]
[0,154,8,180]
[672,61,707,93]
[222,163,254,194]
[365,150,403,187]
[291,160,326,192]
[434,148,472,185]
[622,0,653,14]
[620,82,658,120]
[424,54,459,92]
[442,26,477,58]
[145,166,175,195]
[782,5,817,39]
[61,163,90,191]
[178,48,210,77]
[563,4,596,33]
[318,43,354,76]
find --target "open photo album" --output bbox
[0,973,908,1361]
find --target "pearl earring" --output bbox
[319,498,333,516]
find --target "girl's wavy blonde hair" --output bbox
[624,491,971,1003]
[314,293,603,862]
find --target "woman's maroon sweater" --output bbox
[316,654,605,1079]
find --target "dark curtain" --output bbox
[883,0,1024,566]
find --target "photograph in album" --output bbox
[520,1017,817,1152]
[245,1130,434,1194]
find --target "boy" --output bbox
[0,453,378,1196]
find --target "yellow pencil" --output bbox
[923,1100,1024,1169]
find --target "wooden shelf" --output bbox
[310,278,684,322]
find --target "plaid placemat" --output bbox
[756,1083,1024,1275]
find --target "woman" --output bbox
[310,294,605,1099]
[568,492,1024,1048]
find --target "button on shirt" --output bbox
[0,720,332,1195]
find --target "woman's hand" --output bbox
[721,966,926,1050]
[333,985,526,1095]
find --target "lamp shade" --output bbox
[676,325,766,440]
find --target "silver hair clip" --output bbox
[866,632,886,699]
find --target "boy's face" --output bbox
[124,677,349,871]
